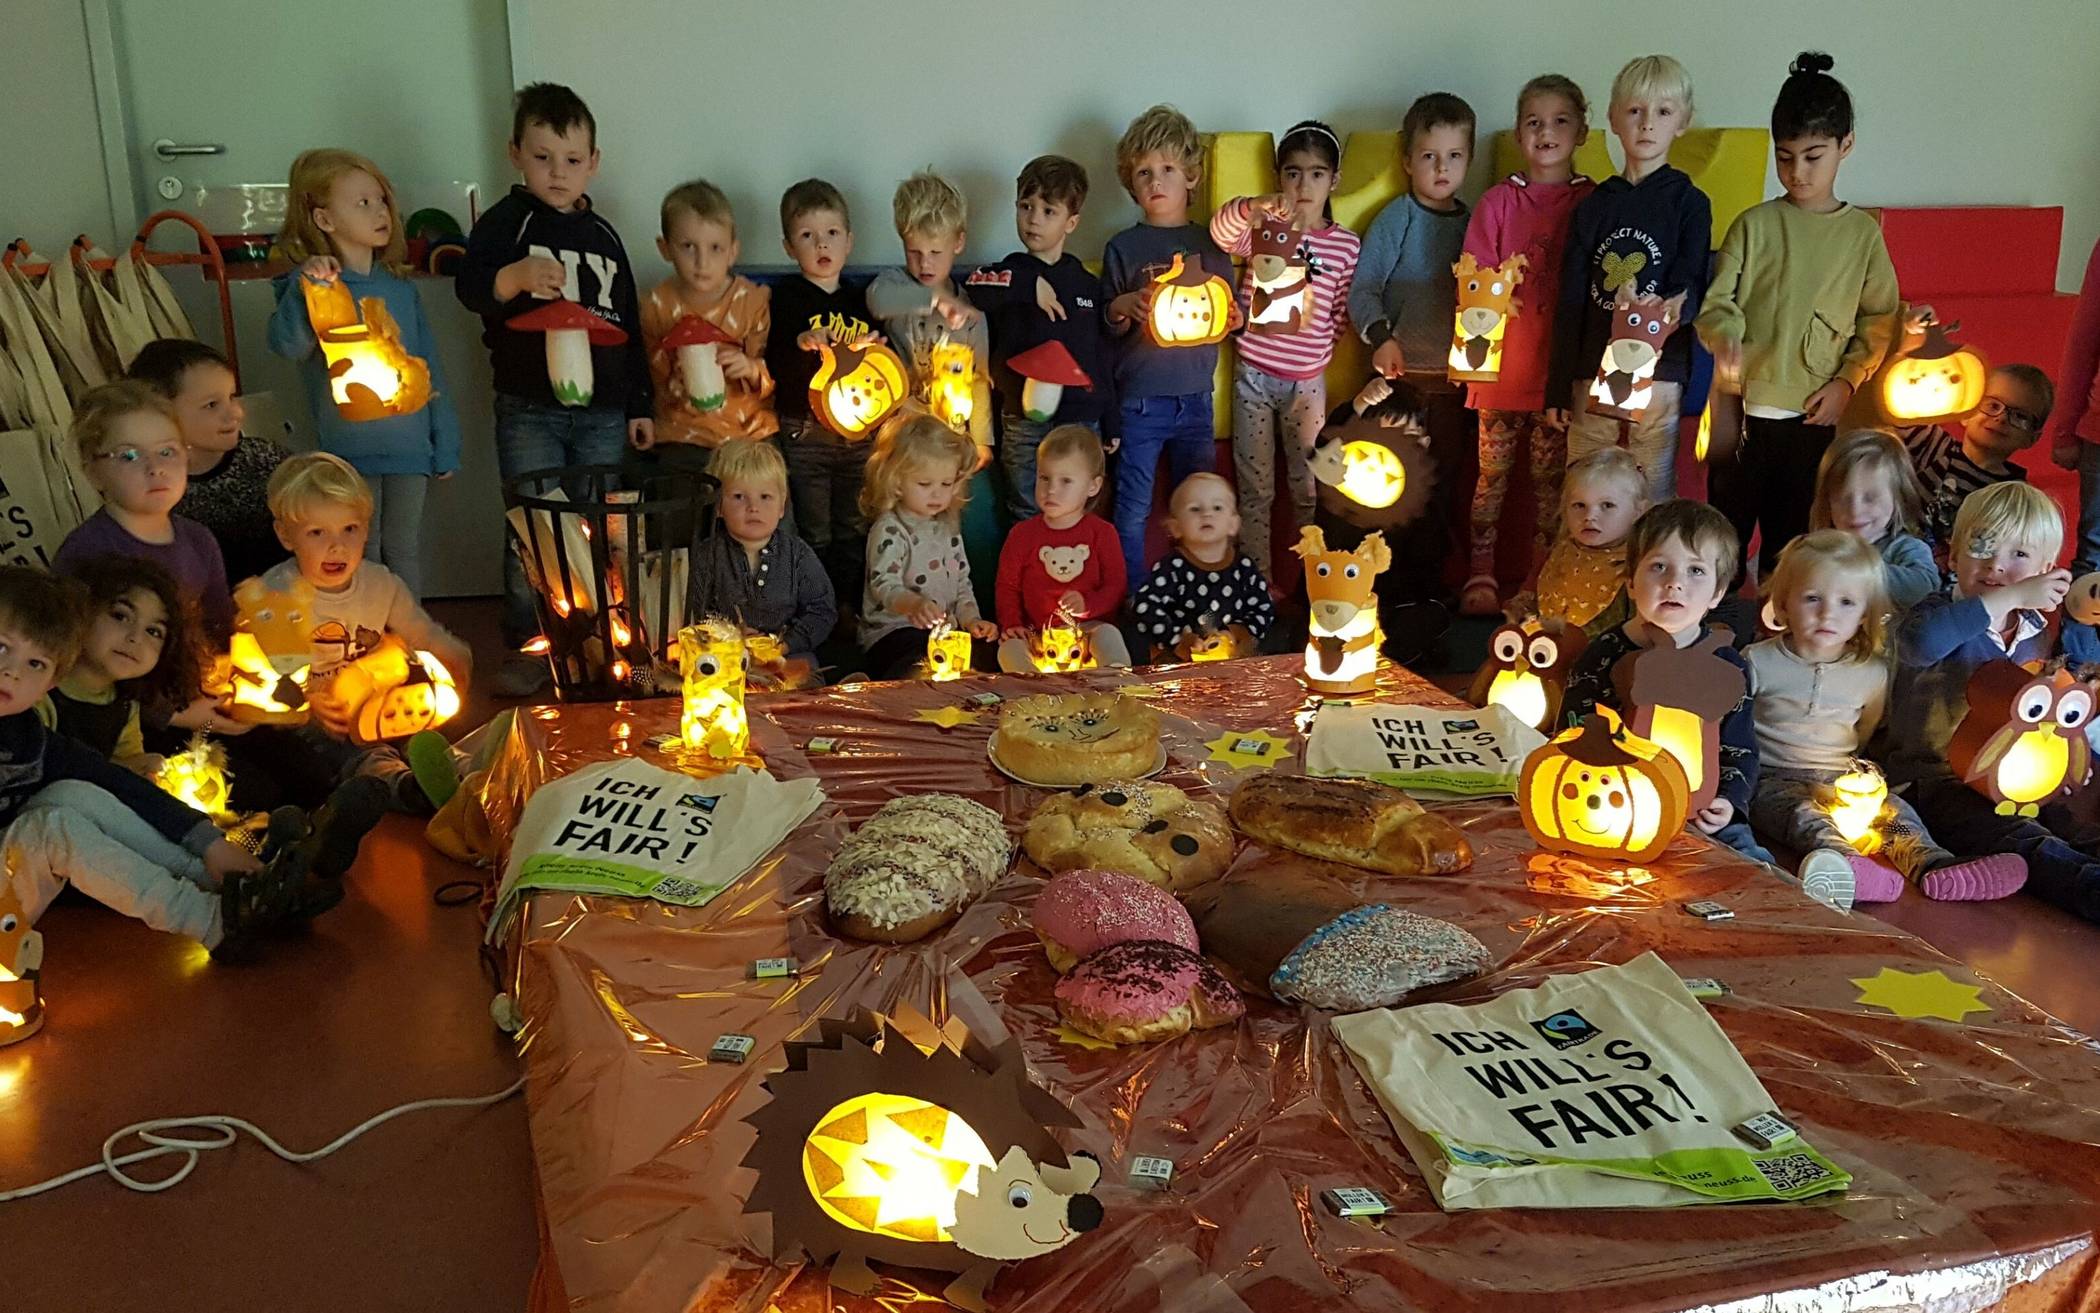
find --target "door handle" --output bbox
[153,138,225,160]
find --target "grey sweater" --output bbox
[1347,192,1471,372]
[866,268,991,392]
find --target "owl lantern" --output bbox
[1029,615,1097,674]
[509,299,630,409]
[679,618,750,759]
[1586,284,1687,423]
[1467,618,1587,733]
[924,621,974,682]
[1610,627,1748,815]
[1948,663,2096,816]
[661,314,733,413]
[1244,215,1312,336]
[1296,525,1389,696]
[1520,709,1690,866]
[0,885,45,1047]
[1143,252,1235,348]
[1880,318,1988,426]
[1006,340,1090,425]
[157,734,234,823]
[1828,760,1888,851]
[301,276,433,421]
[1308,414,1434,532]
[811,339,908,439]
[928,337,992,444]
[1447,251,1526,383]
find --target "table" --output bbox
[483,657,2100,1312]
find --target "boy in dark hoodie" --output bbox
[456,82,652,696]
[1546,55,1712,507]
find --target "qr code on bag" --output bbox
[1754,1152,1837,1193]
[653,877,706,901]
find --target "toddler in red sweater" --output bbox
[995,425,1131,670]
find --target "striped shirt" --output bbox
[1209,199,1360,381]
[1901,425,2026,569]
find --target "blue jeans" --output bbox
[1114,391,1214,585]
[366,474,430,597]
[1710,818,1776,866]
[493,394,628,646]
[2077,442,2100,574]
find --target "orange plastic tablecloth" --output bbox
[484,657,2100,1313]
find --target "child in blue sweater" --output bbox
[1562,500,1770,863]
[1889,483,2098,916]
[269,148,461,599]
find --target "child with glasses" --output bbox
[53,381,234,645]
[1900,363,2055,575]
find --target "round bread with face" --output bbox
[1033,867,1198,973]
[825,795,1011,942]
[1054,939,1244,1044]
[991,693,1160,786]
[1022,780,1234,894]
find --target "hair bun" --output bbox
[1790,51,1835,77]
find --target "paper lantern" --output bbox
[1296,525,1389,696]
[1828,760,1887,852]
[924,622,973,682]
[301,277,433,421]
[1586,284,1687,423]
[508,300,629,408]
[810,339,908,439]
[157,733,233,823]
[2068,572,2100,626]
[1695,360,1746,464]
[1519,709,1689,865]
[679,618,749,759]
[927,337,991,443]
[1467,618,1587,734]
[0,885,45,1047]
[1880,318,1988,426]
[1175,620,1254,663]
[1447,251,1526,383]
[225,630,311,725]
[1006,340,1091,424]
[1948,663,2096,817]
[351,650,462,744]
[1610,628,1748,814]
[661,314,733,413]
[741,1007,1102,1311]
[1029,615,1097,674]
[1244,215,1312,336]
[1308,414,1434,532]
[1143,252,1234,348]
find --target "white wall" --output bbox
[510,0,2100,289]
[1,0,121,245]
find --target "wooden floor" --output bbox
[8,599,2100,1311]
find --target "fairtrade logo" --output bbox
[1530,1009,1601,1049]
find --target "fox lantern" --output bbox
[1296,525,1389,696]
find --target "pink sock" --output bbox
[1920,854,2027,902]
[1847,855,1906,904]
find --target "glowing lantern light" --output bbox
[679,618,749,758]
[810,339,908,439]
[661,314,733,413]
[1175,619,1253,663]
[1611,628,1747,814]
[925,621,973,682]
[1586,284,1687,423]
[1029,612,1097,674]
[1447,251,1526,383]
[1519,709,1690,865]
[1948,663,2096,817]
[1308,414,1434,533]
[803,1091,998,1241]
[1143,252,1234,348]
[1828,760,1887,851]
[1312,438,1407,509]
[1006,340,1091,425]
[157,733,234,823]
[521,636,552,656]
[224,631,311,725]
[1296,525,1388,696]
[301,276,433,421]
[1696,355,1746,463]
[928,337,991,443]
[1879,317,1988,426]
[1468,618,1587,734]
[0,886,45,1047]
[508,299,630,408]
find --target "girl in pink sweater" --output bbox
[1458,76,1596,617]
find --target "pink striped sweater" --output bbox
[1210,198,1360,382]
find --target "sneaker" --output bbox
[1920,853,2027,902]
[495,654,552,698]
[210,859,307,962]
[1846,854,1906,904]
[1797,850,1857,910]
[406,731,462,810]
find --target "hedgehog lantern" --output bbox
[741,1008,1104,1311]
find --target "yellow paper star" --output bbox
[1205,728,1294,770]
[913,705,983,729]
[1852,967,1990,1022]
[1052,1023,1119,1051]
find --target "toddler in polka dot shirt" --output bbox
[1131,472,1276,661]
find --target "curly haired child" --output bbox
[859,412,998,678]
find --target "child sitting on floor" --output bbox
[1563,499,1770,862]
[1131,473,1276,662]
[1810,429,1935,611]
[35,556,200,778]
[1524,447,1646,637]
[858,413,998,679]
[1746,530,2023,910]
[686,438,836,663]
[995,424,1130,670]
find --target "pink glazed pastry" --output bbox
[1034,868,1198,973]
[1054,940,1243,1045]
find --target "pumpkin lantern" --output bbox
[301,275,432,421]
[1143,252,1235,348]
[1520,709,1690,865]
[1827,760,1888,851]
[1467,618,1587,734]
[1029,613,1097,674]
[811,339,909,439]
[660,314,733,413]
[1586,284,1686,423]
[927,337,992,444]
[1447,251,1526,383]
[1006,340,1091,425]
[508,299,629,408]
[1611,627,1748,815]
[0,885,45,1047]
[924,621,973,682]
[679,618,750,759]
[1296,525,1389,696]
[1308,414,1435,532]
[1879,317,1988,426]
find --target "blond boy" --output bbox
[867,171,988,405]
[641,178,777,461]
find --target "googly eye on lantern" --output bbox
[1492,630,1524,663]
[1316,562,1332,577]
[1626,312,1641,327]
[2057,689,2094,728]
[2017,688,2054,722]
[0,912,16,933]
[1007,1182,1034,1209]
[1646,318,1662,334]
[1343,564,1360,579]
[698,656,720,678]
[1489,281,1504,295]
[1527,636,1560,669]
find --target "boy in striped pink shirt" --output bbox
[1209,121,1361,581]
